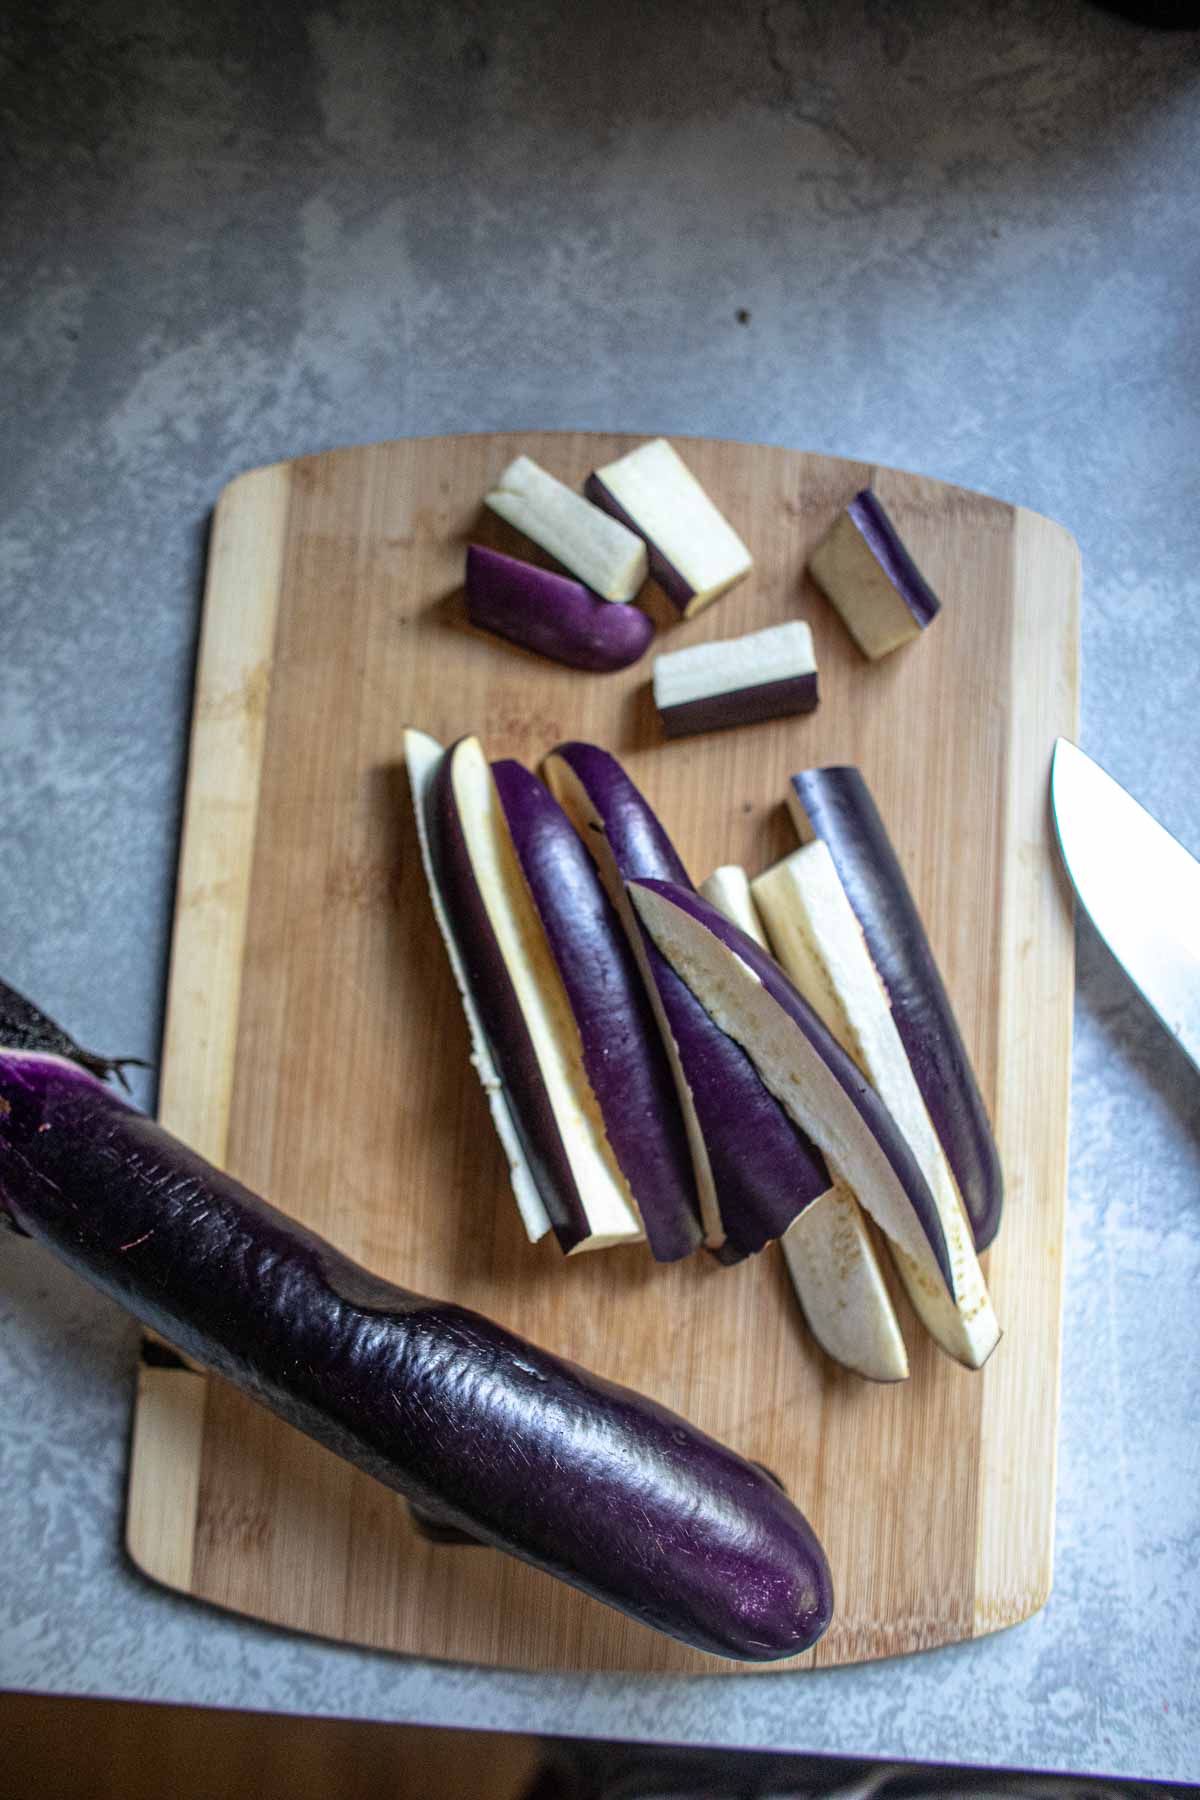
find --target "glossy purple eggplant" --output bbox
[788,767,1003,1251]
[466,546,653,674]
[542,744,831,1258]
[0,984,833,1661]
[491,759,700,1262]
[808,491,940,661]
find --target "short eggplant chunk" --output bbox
[808,491,941,661]
[585,439,753,619]
[752,842,999,1370]
[430,734,643,1254]
[788,766,1003,1251]
[653,622,819,739]
[697,870,907,1383]
[543,745,831,1260]
[485,456,647,603]
[627,879,955,1301]
[491,758,701,1262]
[0,993,832,1660]
[465,546,654,674]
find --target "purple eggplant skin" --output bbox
[656,970,829,1256]
[543,742,691,885]
[790,767,1002,1250]
[465,546,654,674]
[584,474,695,614]
[490,759,701,1263]
[628,879,956,1298]
[542,745,832,1257]
[430,741,590,1254]
[0,1046,833,1662]
[847,492,941,630]
[659,672,819,740]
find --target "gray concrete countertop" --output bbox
[2,0,1198,1783]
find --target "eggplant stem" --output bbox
[0,977,149,1090]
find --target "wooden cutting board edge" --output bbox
[125,434,1080,1672]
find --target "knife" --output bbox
[1051,738,1200,1075]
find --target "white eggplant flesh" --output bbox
[698,867,770,950]
[781,1186,910,1384]
[752,842,1000,1369]
[586,438,752,618]
[485,456,648,603]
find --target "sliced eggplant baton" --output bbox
[626,878,956,1300]
[491,758,700,1262]
[543,744,832,1260]
[431,735,643,1254]
[788,767,1003,1251]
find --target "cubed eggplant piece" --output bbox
[653,622,818,739]
[585,438,752,618]
[485,456,647,602]
[808,491,940,660]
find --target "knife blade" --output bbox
[1051,738,1200,1074]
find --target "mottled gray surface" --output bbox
[1,0,1199,1782]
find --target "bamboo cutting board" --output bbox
[127,433,1079,1673]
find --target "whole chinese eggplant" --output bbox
[0,980,832,1661]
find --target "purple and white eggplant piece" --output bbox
[485,456,647,603]
[465,546,653,674]
[584,439,753,619]
[788,766,1003,1251]
[808,491,941,661]
[752,842,999,1369]
[626,879,956,1301]
[0,984,832,1660]
[423,732,644,1254]
[543,744,830,1259]
[405,729,551,1245]
[696,867,907,1382]
[491,759,701,1263]
[653,622,819,740]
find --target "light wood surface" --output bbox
[128,432,1079,1673]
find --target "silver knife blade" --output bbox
[1051,738,1200,1074]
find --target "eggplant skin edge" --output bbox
[0,1035,833,1663]
[790,767,1003,1251]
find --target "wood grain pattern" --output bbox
[126,433,1079,1673]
